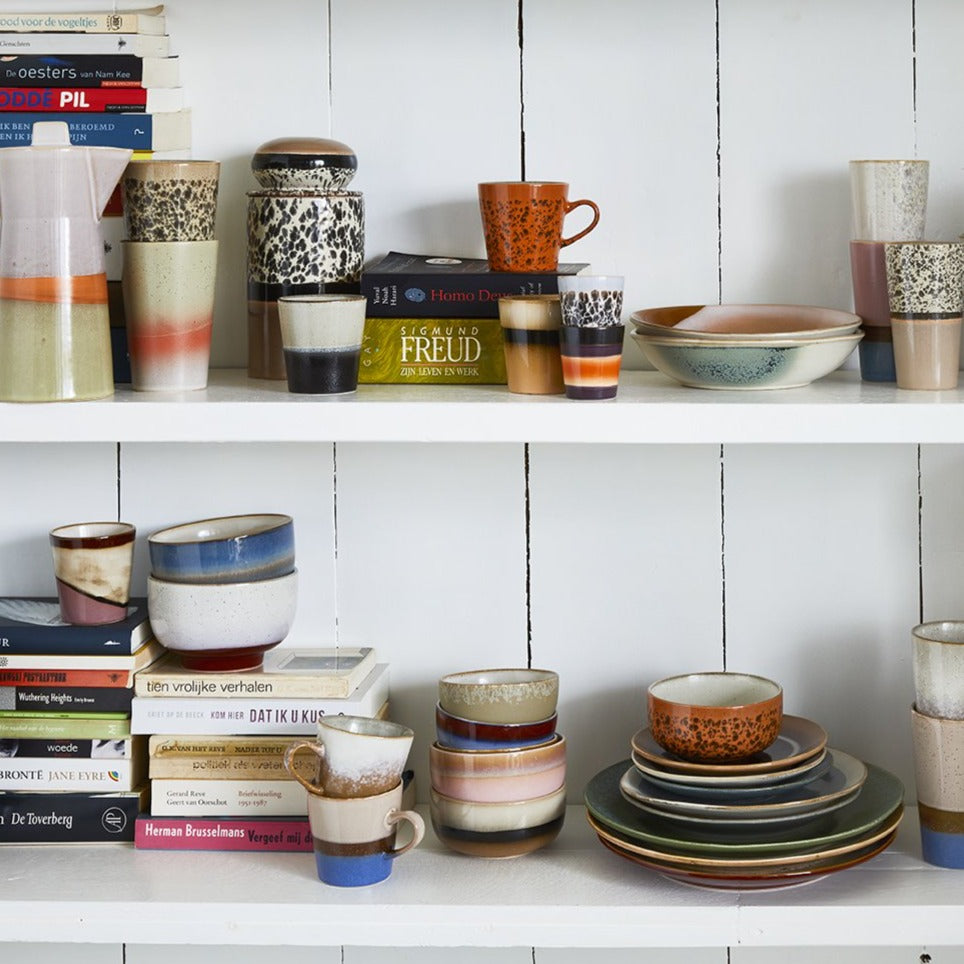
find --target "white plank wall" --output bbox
[1,0,962,959]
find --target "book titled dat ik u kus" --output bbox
[130,662,390,734]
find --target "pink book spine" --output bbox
[135,816,312,852]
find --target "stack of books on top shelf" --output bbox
[131,647,390,852]
[0,5,190,154]
[358,251,590,385]
[0,597,160,844]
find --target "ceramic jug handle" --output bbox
[283,740,326,795]
[560,199,601,248]
[385,808,425,857]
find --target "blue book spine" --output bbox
[0,111,169,148]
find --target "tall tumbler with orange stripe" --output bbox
[557,275,625,400]
[0,121,131,401]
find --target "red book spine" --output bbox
[0,668,132,687]
[0,87,148,111]
[135,816,313,852]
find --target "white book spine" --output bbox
[0,757,138,790]
[150,779,307,817]
[0,33,170,57]
[130,664,390,734]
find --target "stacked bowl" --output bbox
[585,672,905,890]
[146,513,297,672]
[630,304,863,390]
[429,668,566,858]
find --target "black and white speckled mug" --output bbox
[122,160,220,242]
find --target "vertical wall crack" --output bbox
[911,0,918,155]
[917,444,924,624]
[524,443,533,668]
[518,0,526,180]
[327,0,334,135]
[720,443,727,670]
[715,0,722,303]
[333,442,340,645]
[115,442,122,521]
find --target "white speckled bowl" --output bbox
[438,668,559,725]
[631,331,862,391]
[147,570,297,671]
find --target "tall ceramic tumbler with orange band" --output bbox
[478,182,600,272]
[557,275,625,400]
[121,240,219,391]
[0,121,131,401]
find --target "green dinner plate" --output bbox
[584,758,903,857]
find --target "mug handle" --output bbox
[560,198,601,248]
[385,808,425,857]
[283,740,326,795]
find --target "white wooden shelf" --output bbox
[0,805,959,949]
[4,370,964,445]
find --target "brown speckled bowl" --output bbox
[251,136,357,191]
[647,672,783,764]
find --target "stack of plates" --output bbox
[585,715,904,890]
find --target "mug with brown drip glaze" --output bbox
[478,181,600,272]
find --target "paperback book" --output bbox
[0,7,166,35]
[0,54,179,87]
[0,785,149,844]
[135,815,311,852]
[130,663,390,735]
[0,597,152,655]
[0,86,184,112]
[150,778,307,816]
[362,251,590,319]
[0,109,191,149]
[148,749,317,781]
[0,684,133,713]
[0,754,145,791]
[1,737,141,759]
[0,31,170,57]
[134,646,376,699]
[0,714,132,741]
[0,636,164,676]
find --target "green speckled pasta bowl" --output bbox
[632,331,863,390]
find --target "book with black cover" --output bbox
[0,785,148,844]
[361,251,590,318]
[0,598,152,655]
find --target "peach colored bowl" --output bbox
[647,672,783,764]
[429,735,566,803]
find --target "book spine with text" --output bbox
[0,109,190,149]
[0,636,162,671]
[130,664,389,734]
[148,752,314,781]
[0,667,136,687]
[0,9,166,35]
[134,665,373,699]
[362,271,576,318]
[7,737,138,758]
[149,734,301,757]
[150,778,307,816]
[0,86,183,112]
[0,756,142,791]
[0,32,170,57]
[0,685,133,713]
[135,815,311,852]
[0,715,132,740]
[0,786,148,844]
[0,54,178,88]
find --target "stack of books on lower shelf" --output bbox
[131,647,389,852]
[0,598,160,844]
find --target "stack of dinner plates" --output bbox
[584,715,904,890]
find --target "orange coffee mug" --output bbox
[478,181,600,272]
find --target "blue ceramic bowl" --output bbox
[148,513,295,584]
